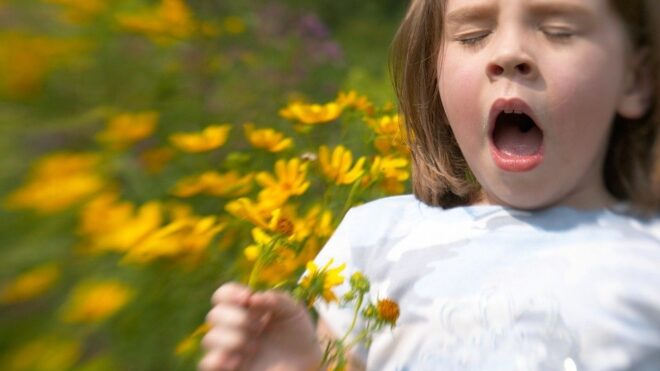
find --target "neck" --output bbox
[476,186,619,211]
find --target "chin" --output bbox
[483,187,561,211]
[505,199,557,211]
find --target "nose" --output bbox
[486,35,538,80]
[487,60,533,77]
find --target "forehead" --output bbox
[443,0,611,16]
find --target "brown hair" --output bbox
[390,0,660,212]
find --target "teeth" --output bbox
[503,109,523,114]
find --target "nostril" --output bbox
[489,64,505,76]
[516,63,531,75]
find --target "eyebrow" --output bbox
[526,1,592,19]
[445,1,593,26]
[445,4,496,26]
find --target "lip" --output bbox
[487,97,544,172]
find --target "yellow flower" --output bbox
[5,173,103,214]
[0,32,87,98]
[256,158,310,201]
[279,101,343,125]
[366,114,408,155]
[97,111,159,149]
[336,90,374,115]
[287,205,334,241]
[24,152,99,178]
[318,145,366,185]
[0,263,60,304]
[116,0,197,43]
[368,156,409,181]
[122,215,225,263]
[3,336,80,371]
[267,206,309,240]
[243,207,322,287]
[5,152,104,214]
[299,259,345,305]
[367,114,400,136]
[172,171,254,198]
[266,208,294,236]
[60,281,133,324]
[246,230,309,288]
[312,208,334,239]
[244,123,293,152]
[78,194,163,254]
[243,221,305,287]
[243,227,274,261]
[170,124,231,153]
[366,155,410,194]
[256,249,304,287]
[225,197,274,229]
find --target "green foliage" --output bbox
[0,0,407,369]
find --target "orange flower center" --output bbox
[275,218,294,236]
[377,298,400,324]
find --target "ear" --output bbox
[617,48,653,120]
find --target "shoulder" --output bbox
[338,195,428,242]
[346,194,424,220]
[629,214,660,241]
[341,194,428,229]
[603,208,660,244]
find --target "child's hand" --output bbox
[199,282,322,371]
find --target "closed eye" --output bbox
[538,21,578,40]
[456,32,491,46]
[541,27,575,40]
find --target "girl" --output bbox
[200,0,660,369]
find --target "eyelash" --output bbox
[455,29,573,47]
[541,29,574,40]
[457,32,491,47]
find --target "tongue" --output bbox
[492,121,543,156]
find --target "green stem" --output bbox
[246,237,280,289]
[322,184,334,211]
[341,176,363,216]
[340,293,363,344]
[247,257,262,289]
[320,339,334,367]
[343,329,369,351]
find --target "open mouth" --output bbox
[488,98,544,172]
[491,111,543,157]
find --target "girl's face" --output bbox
[437,0,646,209]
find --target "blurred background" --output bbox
[0,0,408,369]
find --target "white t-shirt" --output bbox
[313,195,660,371]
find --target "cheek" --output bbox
[438,51,484,145]
[545,47,624,140]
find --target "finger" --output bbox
[207,305,265,333]
[248,290,304,320]
[206,305,246,327]
[211,282,252,306]
[202,328,253,353]
[198,350,242,371]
